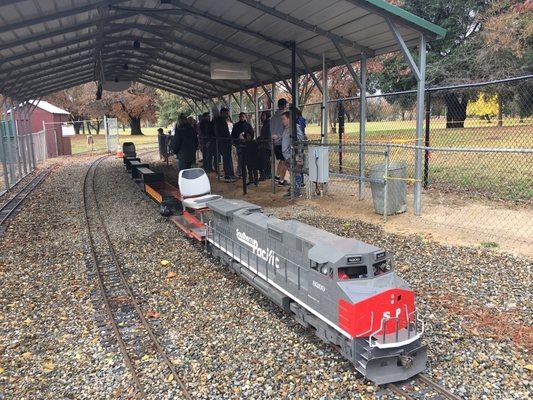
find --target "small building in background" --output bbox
[8,100,72,157]
[28,100,70,133]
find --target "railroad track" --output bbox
[387,373,463,400]
[0,168,50,233]
[82,155,192,399]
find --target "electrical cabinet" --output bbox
[308,146,329,183]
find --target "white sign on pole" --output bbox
[61,124,75,136]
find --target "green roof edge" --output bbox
[354,0,447,39]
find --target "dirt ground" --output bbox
[155,158,532,258]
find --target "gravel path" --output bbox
[1,153,530,399]
[0,154,132,399]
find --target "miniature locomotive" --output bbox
[206,198,426,384]
[124,159,426,384]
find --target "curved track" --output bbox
[82,155,192,399]
[387,373,463,399]
[0,168,50,233]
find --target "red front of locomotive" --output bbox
[338,288,416,338]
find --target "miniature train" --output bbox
[122,144,427,385]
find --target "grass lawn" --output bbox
[69,127,163,154]
[306,117,532,148]
[309,119,532,202]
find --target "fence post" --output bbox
[19,135,28,176]
[29,131,36,168]
[321,54,328,144]
[215,137,220,182]
[338,100,344,173]
[10,102,22,182]
[413,34,426,216]
[383,145,390,223]
[24,104,36,170]
[359,52,367,200]
[0,122,9,190]
[271,139,276,194]
[104,116,110,153]
[241,142,247,195]
[424,91,431,189]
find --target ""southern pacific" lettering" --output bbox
[236,229,280,268]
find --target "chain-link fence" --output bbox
[1,121,47,195]
[292,76,532,254]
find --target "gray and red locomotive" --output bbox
[124,149,426,385]
[206,198,425,385]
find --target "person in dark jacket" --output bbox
[244,130,259,187]
[173,115,199,172]
[258,110,271,180]
[198,112,215,172]
[231,112,254,176]
[213,107,235,182]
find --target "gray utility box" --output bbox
[308,146,329,183]
[369,162,407,215]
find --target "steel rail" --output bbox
[419,373,463,400]
[387,373,463,400]
[83,153,192,399]
[387,383,415,400]
[0,168,50,227]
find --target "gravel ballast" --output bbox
[0,155,133,399]
[1,153,531,399]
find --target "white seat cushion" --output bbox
[182,194,222,210]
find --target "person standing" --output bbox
[231,112,254,176]
[258,110,271,180]
[173,115,198,172]
[270,98,288,185]
[213,107,235,182]
[281,111,305,197]
[157,127,170,163]
[199,112,214,172]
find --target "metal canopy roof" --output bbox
[0,0,446,101]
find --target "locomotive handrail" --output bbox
[368,310,424,349]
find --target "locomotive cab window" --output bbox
[311,261,329,276]
[373,259,392,276]
[338,265,368,280]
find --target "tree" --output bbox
[473,1,533,125]
[111,83,158,135]
[375,0,493,128]
[373,55,417,121]
[157,91,192,127]
[46,83,95,134]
